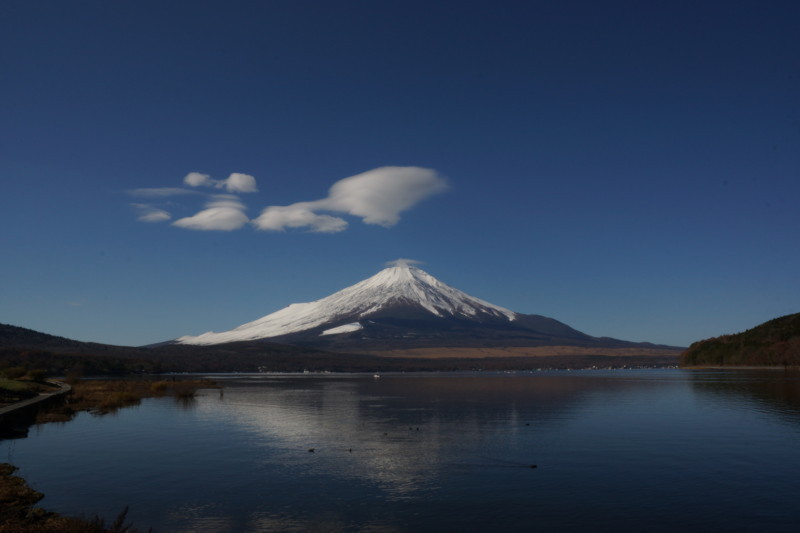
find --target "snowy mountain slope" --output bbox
[172,262,665,352]
[177,264,522,346]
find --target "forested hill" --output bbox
[680,313,800,367]
[0,323,94,349]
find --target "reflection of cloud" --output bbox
[252,166,447,233]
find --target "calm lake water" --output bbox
[3,369,800,532]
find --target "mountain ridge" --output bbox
[177,265,519,345]
[176,264,678,352]
[0,322,680,373]
[0,263,682,372]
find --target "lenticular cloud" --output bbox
[172,196,249,231]
[132,204,172,222]
[130,166,447,233]
[252,166,447,233]
[183,172,258,194]
[253,205,349,233]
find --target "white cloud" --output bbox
[254,205,348,233]
[172,195,249,231]
[132,203,172,222]
[252,166,447,232]
[131,166,447,233]
[127,187,199,197]
[224,173,258,193]
[183,172,214,188]
[183,172,258,193]
[385,258,424,268]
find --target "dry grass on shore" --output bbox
[36,378,217,423]
[0,463,142,533]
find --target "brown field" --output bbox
[356,346,683,359]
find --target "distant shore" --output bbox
[361,346,683,359]
[680,365,800,370]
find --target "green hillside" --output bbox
[680,313,800,367]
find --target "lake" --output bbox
[3,369,800,532]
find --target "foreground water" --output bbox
[3,369,800,532]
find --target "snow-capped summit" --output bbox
[177,262,520,346]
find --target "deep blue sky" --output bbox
[2,1,798,347]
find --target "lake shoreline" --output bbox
[4,370,800,531]
[0,377,218,532]
[680,365,800,370]
[0,462,141,533]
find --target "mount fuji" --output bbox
[175,262,657,353]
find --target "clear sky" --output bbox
[2,1,798,348]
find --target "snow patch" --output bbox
[321,322,363,336]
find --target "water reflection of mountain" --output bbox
[195,373,651,496]
[689,370,800,426]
